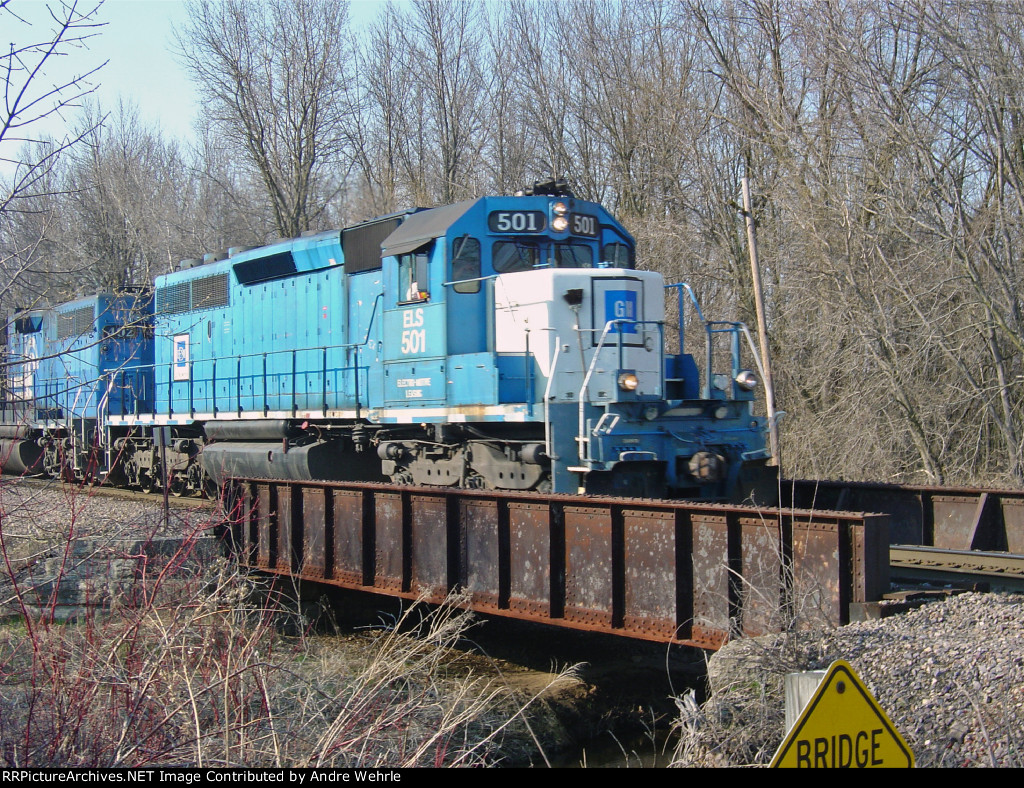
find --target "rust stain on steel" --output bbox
[933,495,986,551]
[461,498,501,613]
[563,506,614,628]
[791,519,843,629]
[851,514,890,603]
[1001,499,1024,554]
[239,483,257,566]
[332,489,364,585]
[276,484,294,574]
[256,483,273,570]
[508,501,551,618]
[225,479,885,649]
[691,514,730,650]
[622,508,677,640]
[374,492,404,593]
[302,487,327,579]
[738,515,784,637]
[410,493,449,601]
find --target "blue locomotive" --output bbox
[2,181,773,501]
[1,291,153,480]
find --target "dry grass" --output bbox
[667,634,812,767]
[0,479,576,768]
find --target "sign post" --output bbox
[770,660,914,768]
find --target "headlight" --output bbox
[617,372,639,391]
[552,216,569,232]
[552,201,568,215]
[735,369,758,391]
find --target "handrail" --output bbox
[576,318,664,467]
[543,335,562,461]
[663,283,759,401]
[118,292,388,419]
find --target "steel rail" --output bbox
[888,548,1024,577]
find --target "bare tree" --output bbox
[404,0,488,203]
[175,0,354,238]
[0,0,105,309]
[346,3,422,215]
[0,0,105,215]
[65,101,196,290]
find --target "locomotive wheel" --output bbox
[169,475,186,497]
[139,473,155,494]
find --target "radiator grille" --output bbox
[157,273,229,314]
[57,306,95,340]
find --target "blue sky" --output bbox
[3,0,386,173]
[93,0,198,140]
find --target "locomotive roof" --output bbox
[380,199,476,258]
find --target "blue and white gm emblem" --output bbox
[173,334,190,381]
[605,290,638,333]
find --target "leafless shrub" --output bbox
[0,480,575,767]
[668,631,834,767]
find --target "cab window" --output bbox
[555,243,594,268]
[398,249,430,303]
[493,241,540,273]
[602,242,634,268]
[451,236,481,293]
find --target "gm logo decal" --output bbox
[605,290,638,333]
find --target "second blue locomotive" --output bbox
[3,182,773,501]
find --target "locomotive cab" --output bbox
[371,189,771,500]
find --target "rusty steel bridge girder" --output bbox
[783,478,1024,553]
[222,479,890,650]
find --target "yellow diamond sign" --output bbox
[771,660,914,768]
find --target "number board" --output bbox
[569,213,599,237]
[488,210,547,233]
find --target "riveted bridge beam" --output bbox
[222,479,889,649]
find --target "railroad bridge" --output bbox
[223,479,890,649]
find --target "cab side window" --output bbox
[451,236,481,293]
[398,248,430,303]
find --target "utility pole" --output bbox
[741,177,780,468]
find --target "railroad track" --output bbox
[7,473,1024,631]
[889,545,1024,591]
[2,474,215,509]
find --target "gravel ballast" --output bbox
[695,592,1024,767]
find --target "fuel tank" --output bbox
[0,439,43,475]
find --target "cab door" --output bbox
[382,245,447,406]
[446,235,487,355]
